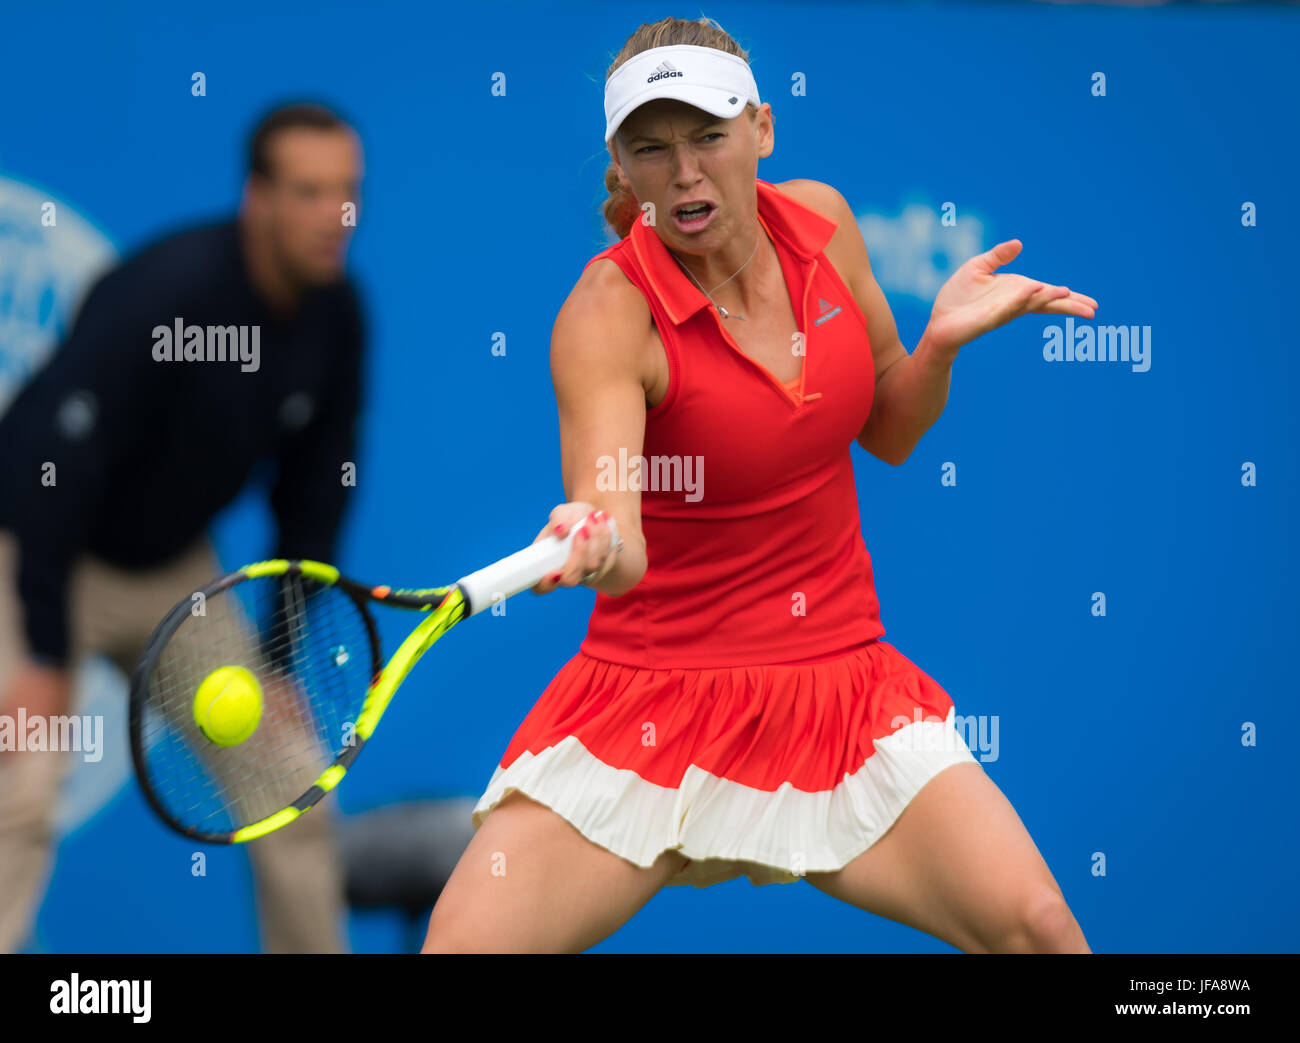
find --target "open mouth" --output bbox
[673,202,715,229]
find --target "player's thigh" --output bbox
[423,790,686,953]
[804,762,1088,953]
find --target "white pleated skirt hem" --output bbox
[472,708,982,889]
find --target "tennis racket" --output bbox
[128,515,618,844]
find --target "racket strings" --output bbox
[138,573,377,836]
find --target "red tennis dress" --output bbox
[472,177,980,888]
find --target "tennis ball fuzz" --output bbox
[193,665,263,746]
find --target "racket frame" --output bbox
[129,560,461,844]
[128,515,618,844]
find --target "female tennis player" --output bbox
[423,16,1097,954]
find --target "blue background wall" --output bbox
[0,0,1295,953]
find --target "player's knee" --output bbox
[422,922,494,953]
[420,919,456,953]
[420,905,482,954]
[420,928,461,954]
[1007,887,1084,953]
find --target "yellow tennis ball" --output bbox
[193,665,263,747]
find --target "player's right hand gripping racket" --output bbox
[128,515,618,845]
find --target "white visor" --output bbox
[604,43,761,145]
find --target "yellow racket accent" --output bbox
[233,807,301,843]
[230,765,349,842]
[316,764,346,792]
[354,588,466,741]
[241,559,339,584]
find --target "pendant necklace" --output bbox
[669,230,760,320]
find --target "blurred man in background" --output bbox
[0,102,366,953]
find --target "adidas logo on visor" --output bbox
[647,60,682,83]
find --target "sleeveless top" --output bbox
[577,176,886,669]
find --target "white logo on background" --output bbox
[0,176,117,416]
[857,202,985,304]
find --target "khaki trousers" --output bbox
[0,530,348,953]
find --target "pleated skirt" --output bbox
[471,638,981,888]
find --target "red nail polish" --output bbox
[550,572,562,583]
[555,523,568,536]
[577,530,588,541]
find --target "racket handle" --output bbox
[456,516,621,616]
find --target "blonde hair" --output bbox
[602,16,757,240]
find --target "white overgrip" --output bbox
[455,516,621,616]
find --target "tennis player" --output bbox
[423,16,1097,954]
